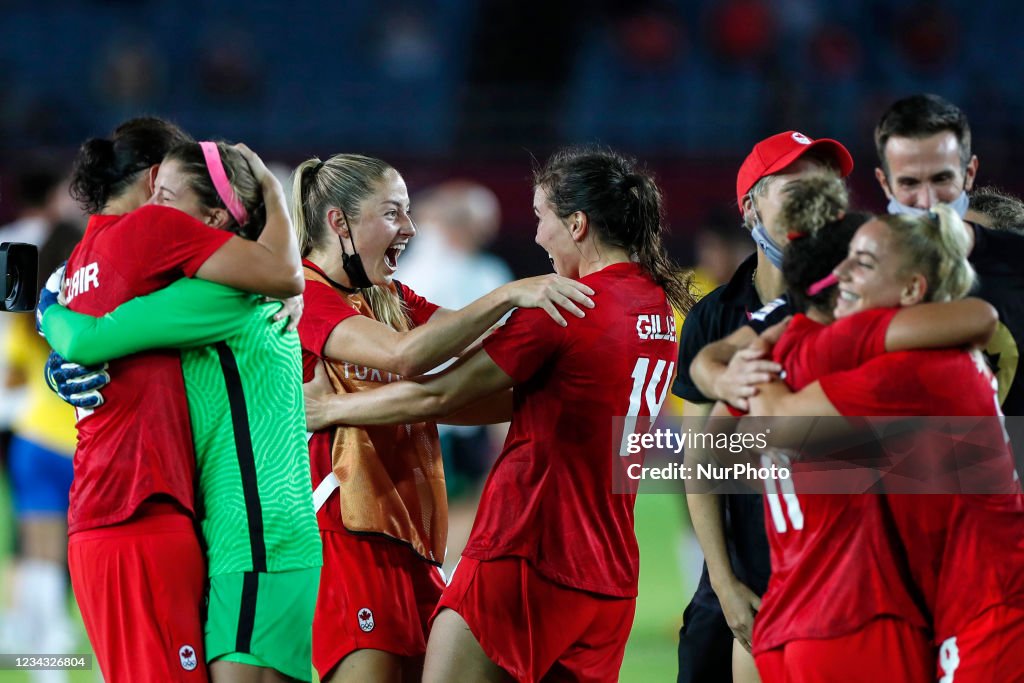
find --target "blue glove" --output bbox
[44,350,109,409]
[36,263,65,335]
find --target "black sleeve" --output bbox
[746,295,791,334]
[671,296,718,403]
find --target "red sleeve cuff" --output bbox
[181,230,234,278]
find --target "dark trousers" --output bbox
[677,599,734,683]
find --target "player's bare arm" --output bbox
[438,388,514,426]
[692,324,784,412]
[690,325,754,396]
[682,399,712,418]
[195,145,305,298]
[304,347,514,430]
[683,402,762,652]
[747,379,838,418]
[321,276,593,378]
[885,297,997,351]
[684,489,761,652]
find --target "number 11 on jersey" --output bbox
[763,451,804,532]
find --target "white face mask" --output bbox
[750,220,785,270]
[746,194,785,270]
[887,190,970,218]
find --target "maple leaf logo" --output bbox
[178,644,198,671]
[357,607,376,632]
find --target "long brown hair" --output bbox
[534,146,696,313]
[70,117,191,214]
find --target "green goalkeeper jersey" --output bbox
[43,278,321,576]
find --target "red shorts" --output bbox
[312,530,444,680]
[755,617,932,683]
[756,648,786,683]
[434,556,635,683]
[937,606,1024,683]
[68,505,208,683]
[935,503,1024,643]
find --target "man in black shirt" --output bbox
[875,94,1024,418]
[674,131,853,683]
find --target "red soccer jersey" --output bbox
[464,262,677,598]
[753,308,931,654]
[63,205,233,533]
[771,308,897,381]
[298,261,439,533]
[819,347,1022,642]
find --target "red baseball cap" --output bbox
[735,131,854,210]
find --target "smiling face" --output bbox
[149,159,224,227]
[345,169,415,286]
[877,131,977,210]
[533,185,579,277]
[832,218,924,318]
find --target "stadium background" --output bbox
[2,0,1024,680]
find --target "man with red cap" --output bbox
[672,131,853,683]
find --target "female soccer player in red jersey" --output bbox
[289,153,595,683]
[303,146,695,683]
[61,118,304,683]
[693,177,1003,683]
[735,200,1020,682]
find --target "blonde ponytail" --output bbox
[290,158,323,257]
[291,153,411,331]
[883,203,976,302]
[365,287,410,333]
[928,204,975,301]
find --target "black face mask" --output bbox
[340,225,372,289]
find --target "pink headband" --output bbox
[199,141,248,227]
[807,272,838,297]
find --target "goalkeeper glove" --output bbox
[44,350,109,409]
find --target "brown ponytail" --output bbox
[70,117,191,214]
[534,146,695,313]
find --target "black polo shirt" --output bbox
[673,254,789,401]
[673,253,789,610]
[970,222,1024,416]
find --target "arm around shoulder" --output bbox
[195,145,304,298]
[886,298,998,352]
[308,347,515,429]
[41,279,254,363]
